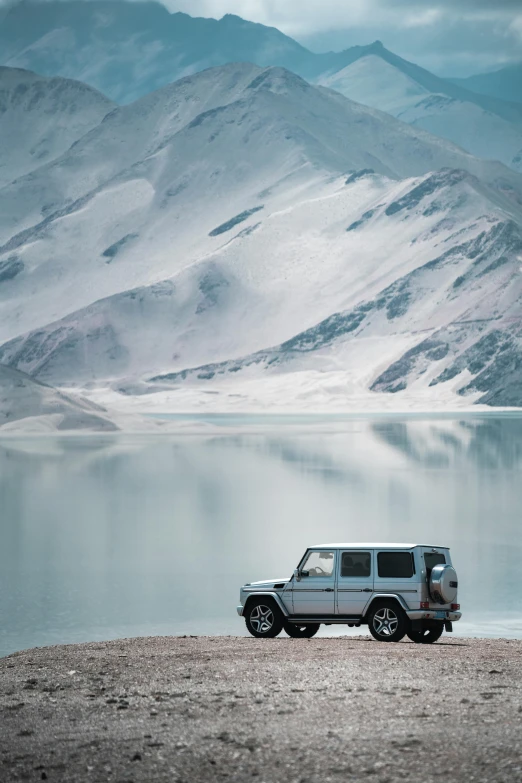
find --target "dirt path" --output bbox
[1,636,521,782]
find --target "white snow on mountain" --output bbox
[320,55,522,174]
[321,55,430,116]
[398,96,522,175]
[1,63,522,414]
[117,169,522,410]
[0,66,115,189]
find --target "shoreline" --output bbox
[2,408,522,439]
[2,635,521,782]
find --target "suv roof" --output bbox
[309,543,450,549]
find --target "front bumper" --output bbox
[237,605,244,617]
[406,610,462,622]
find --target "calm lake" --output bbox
[1,414,521,657]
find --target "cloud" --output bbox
[164,0,522,29]
[511,15,522,38]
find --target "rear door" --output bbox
[336,550,374,615]
[419,547,452,608]
[292,549,336,615]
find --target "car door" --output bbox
[292,549,336,615]
[336,550,374,615]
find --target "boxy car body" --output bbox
[238,543,461,643]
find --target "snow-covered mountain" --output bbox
[2,61,519,247]
[0,63,521,410]
[0,66,115,188]
[319,54,522,174]
[450,64,522,106]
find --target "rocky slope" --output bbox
[142,170,522,409]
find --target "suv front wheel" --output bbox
[368,601,407,643]
[245,599,284,638]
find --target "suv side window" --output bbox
[301,550,335,578]
[377,551,414,578]
[341,551,371,577]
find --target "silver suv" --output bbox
[237,543,461,644]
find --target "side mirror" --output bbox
[293,568,301,582]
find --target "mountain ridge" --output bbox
[319,54,522,173]
[4,61,520,262]
[450,63,522,106]
[1,0,520,128]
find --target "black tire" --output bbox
[407,625,444,644]
[244,598,284,638]
[284,622,319,638]
[367,601,407,643]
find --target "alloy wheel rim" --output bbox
[250,605,274,633]
[373,607,399,636]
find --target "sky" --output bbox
[165,0,522,76]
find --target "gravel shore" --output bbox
[1,635,521,783]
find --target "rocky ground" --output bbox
[1,636,521,783]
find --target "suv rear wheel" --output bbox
[368,601,407,643]
[407,625,444,644]
[284,622,319,638]
[245,599,284,638]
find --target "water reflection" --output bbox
[1,416,521,657]
[373,418,522,470]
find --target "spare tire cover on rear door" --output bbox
[429,564,458,604]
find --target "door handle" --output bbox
[325,588,334,592]
[362,589,373,593]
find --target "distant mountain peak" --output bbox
[246,65,311,93]
[221,13,245,22]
